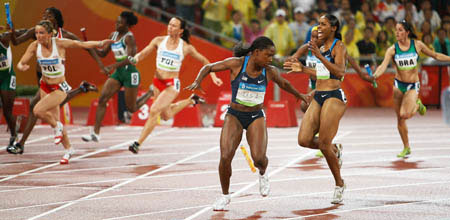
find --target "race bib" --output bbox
[0,55,9,71]
[316,62,330,79]
[236,83,266,107]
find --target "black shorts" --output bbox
[226,107,265,130]
[313,89,347,106]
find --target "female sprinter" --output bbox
[284,14,347,204]
[126,16,223,153]
[81,11,154,142]
[16,20,112,164]
[288,25,374,158]
[373,20,450,158]
[6,7,100,154]
[0,26,27,149]
[186,36,308,211]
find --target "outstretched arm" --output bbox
[185,57,241,92]
[269,66,308,103]
[283,60,317,79]
[63,30,107,72]
[57,38,114,49]
[17,41,37,71]
[373,45,395,78]
[186,44,223,86]
[105,35,137,72]
[418,40,450,62]
[10,27,35,45]
[287,44,309,61]
[132,37,160,64]
[347,55,373,82]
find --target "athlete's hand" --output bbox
[17,62,29,71]
[211,75,223,87]
[308,41,321,57]
[283,60,303,73]
[285,56,298,62]
[297,93,310,105]
[185,80,205,94]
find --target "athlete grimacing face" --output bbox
[167,18,183,38]
[35,25,52,44]
[254,46,275,67]
[42,10,57,28]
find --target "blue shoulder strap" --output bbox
[242,56,250,72]
[329,38,338,52]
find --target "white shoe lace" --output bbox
[331,182,346,204]
[212,195,230,211]
[62,148,75,160]
[259,173,270,197]
[54,122,63,144]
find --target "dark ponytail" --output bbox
[174,16,190,44]
[233,36,274,57]
[399,20,417,39]
[324,14,341,40]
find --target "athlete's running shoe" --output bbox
[417,99,426,116]
[128,141,140,154]
[81,131,100,142]
[60,148,75,164]
[79,81,98,93]
[190,94,205,105]
[6,143,24,154]
[259,172,270,197]
[54,121,64,145]
[212,194,231,211]
[397,147,411,158]
[331,180,346,204]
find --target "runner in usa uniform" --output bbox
[81,11,154,143]
[284,14,347,204]
[126,16,223,153]
[287,25,374,158]
[186,36,308,211]
[373,20,450,158]
[6,7,101,155]
[16,20,112,164]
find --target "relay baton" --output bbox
[364,64,378,88]
[5,3,13,29]
[80,27,87,41]
[240,145,256,173]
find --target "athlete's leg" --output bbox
[33,90,66,127]
[159,94,203,120]
[0,90,16,139]
[298,99,321,149]
[135,87,178,144]
[219,114,243,195]
[393,88,410,150]
[318,98,346,187]
[93,78,121,134]
[123,86,153,113]
[246,117,268,175]
[400,89,419,119]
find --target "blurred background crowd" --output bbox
[114,0,450,68]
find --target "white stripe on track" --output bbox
[0,128,175,183]
[27,144,219,220]
[185,130,352,220]
[0,127,88,151]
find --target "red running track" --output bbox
[0,108,449,220]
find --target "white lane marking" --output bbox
[0,128,175,183]
[27,145,219,220]
[104,180,450,220]
[0,127,88,150]
[184,130,352,220]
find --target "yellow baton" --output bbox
[240,145,256,173]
